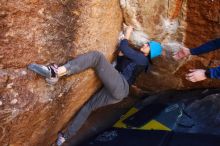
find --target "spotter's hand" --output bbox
[185,69,207,82]
[173,47,190,61]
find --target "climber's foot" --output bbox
[28,63,59,84]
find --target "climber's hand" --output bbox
[125,26,134,40]
[118,51,124,56]
[185,69,207,82]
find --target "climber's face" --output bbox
[140,43,150,56]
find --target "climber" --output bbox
[28,26,163,146]
[173,38,220,82]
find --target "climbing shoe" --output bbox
[28,63,59,84]
[56,132,66,146]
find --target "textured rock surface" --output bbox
[0,0,122,145]
[121,0,220,91]
[0,0,220,145]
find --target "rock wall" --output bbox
[0,0,122,145]
[120,0,220,91]
[0,0,220,145]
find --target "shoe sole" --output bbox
[28,63,51,78]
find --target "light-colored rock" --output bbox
[10,99,18,105]
[6,83,13,89]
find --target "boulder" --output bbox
[0,0,220,145]
[0,0,122,145]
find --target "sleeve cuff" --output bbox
[189,48,196,55]
[205,69,211,78]
[121,39,129,43]
[119,39,129,50]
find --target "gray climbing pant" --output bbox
[63,51,129,138]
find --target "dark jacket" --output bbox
[116,39,149,85]
[190,38,220,79]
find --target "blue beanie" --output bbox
[149,41,163,59]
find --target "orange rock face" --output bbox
[0,0,122,145]
[0,0,220,145]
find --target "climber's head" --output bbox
[140,43,150,56]
[140,41,163,59]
